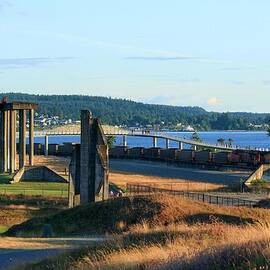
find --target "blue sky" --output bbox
[0,0,269,112]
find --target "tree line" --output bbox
[1,93,269,131]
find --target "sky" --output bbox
[0,0,270,112]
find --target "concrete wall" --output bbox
[12,166,67,183]
[244,164,270,187]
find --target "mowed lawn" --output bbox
[0,174,68,197]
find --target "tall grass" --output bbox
[20,195,270,270]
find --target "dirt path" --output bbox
[0,236,107,270]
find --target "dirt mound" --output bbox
[5,194,266,237]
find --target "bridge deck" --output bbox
[32,130,269,152]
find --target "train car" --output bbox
[143,147,161,160]
[194,150,212,164]
[61,142,76,156]
[262,152,270,164]
[48,144,59,155]
[159,148,178,161]
[34,143,43,155]
[230,151,241,164]
[128,147,145,159]
[177,149,195,163]
[109,146,129,158]
[212,151,231,164]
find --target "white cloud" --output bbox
[207,97,220,106]
[0,57,74,69]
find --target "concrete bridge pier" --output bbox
[193,145,197,151]
[44,135,49,156]
[9,110,16,174]
[19,110,26,169]
[6,111,10,171]
[0,110,7,173]
[122,135,127,147]
[153,137,158,148]
[0,101,38,174]
[165,138,170,149]
[179,142,183,150]
[29,109,34,165]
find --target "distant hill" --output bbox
[0,93,269,130]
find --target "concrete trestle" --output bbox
[0,100,38,174]
[69,110,109,207]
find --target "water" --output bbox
[34,131,270,150]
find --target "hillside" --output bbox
[8,194,270,270]
[0,93,269,130]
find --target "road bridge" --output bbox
[33,129,270,153]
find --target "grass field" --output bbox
[0,174,12,184]
[9,194,270,270]
[0,225,9,234]
[109,171,225,192]
[0,181,68,197]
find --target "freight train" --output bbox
[109,146,270,167]
[26,142,270,168]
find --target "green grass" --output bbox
[0,174,12,184]
[0,181,68,197]
[0,225,9,233]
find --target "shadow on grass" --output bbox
[0,174,12,184]
[172,238,270,270]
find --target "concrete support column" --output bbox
[153,137,157,148]
[29,109,34,165]
[6,111,10,171]
[3,111,8,172]
[19,110,26,169]
[80,110,92,204]
[179,142,183,150]
[122,135,127,147]
[44,135,48,156]
[193,145,197,151]
[165,138,170,149]
[0,110,7,173]
[9,110,16,174]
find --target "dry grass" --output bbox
[68,223,270,270]
[109,171,224,192]
[22,222,270,270]
[0,207,32,226]
[0,237,69,250]
[14,194,270,270]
